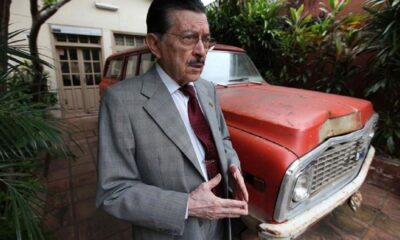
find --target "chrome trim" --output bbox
[290,167,312,208]
[274,114,378,222]
[259,146,375,239]
[249,80,263,85]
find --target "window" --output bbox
[83,48,102,85]
[58,48,81,87]
[125,55,138,79]
[105,59,124,80]
[200,51,264,84]
[54,33,100,44]
[139,53,155,75]
[114,33,145,47]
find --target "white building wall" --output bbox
[9,0,150,111]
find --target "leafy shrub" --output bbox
[207,0,282,75]
[364,0,400,157]
[272,0,368,96]
[7,64,58,107]
[270,4,314,87]
[208,0,369,94]
[207,0,399,159]
[0,30,70,240]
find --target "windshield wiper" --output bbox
[228,77,249,82]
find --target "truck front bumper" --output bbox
[258,146,375,240]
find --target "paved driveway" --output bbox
[43,115,400,240]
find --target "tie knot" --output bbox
[180,84,196,98]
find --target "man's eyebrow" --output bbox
[181,31,211,36]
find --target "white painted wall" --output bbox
[9,0,150,104]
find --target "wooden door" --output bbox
[57,47,101,114]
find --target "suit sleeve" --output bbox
[95,88,188,236]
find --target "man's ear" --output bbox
[146,33,162,59]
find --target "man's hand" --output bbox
[229,164,249,202]
[188,174,248,220]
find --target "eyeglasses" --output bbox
[165,32,216,50]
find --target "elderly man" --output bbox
[96,0,249,239]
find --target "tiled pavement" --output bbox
[43,115,400,240]
[43,116,132,239]
[242,183,400,240]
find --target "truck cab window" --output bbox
[139,53,155,75]
[125,55,138,79]
[105,58,123,80]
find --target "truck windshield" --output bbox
[200,51,265,85]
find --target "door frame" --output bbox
[50,24,103,117]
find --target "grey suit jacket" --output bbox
[96,66,240,240]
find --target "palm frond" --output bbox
[0,28,72,239]
[0,29,52,71]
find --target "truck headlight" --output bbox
[292,171,310,203]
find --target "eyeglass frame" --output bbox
[157,31,216,50]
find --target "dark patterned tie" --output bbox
[180,84,223,197]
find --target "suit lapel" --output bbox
[141,67,205,179]
[194,81,218,138]
[194,81,229,180]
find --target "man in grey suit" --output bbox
[96,0,249,239]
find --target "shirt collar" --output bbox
[156,63,194,95]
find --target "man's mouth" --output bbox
[189,63,204,69]
[188,59,205,69]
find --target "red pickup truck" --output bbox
[100,44,377,239]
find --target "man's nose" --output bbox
[193,39,207,56]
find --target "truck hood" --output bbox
[217,83,374,157]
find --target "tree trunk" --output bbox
[29,0,71,103]
[29,20,46,102]
[0,0,12,75]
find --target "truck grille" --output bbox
[274,114,377,222]
[309,139,363,195]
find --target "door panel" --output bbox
[82,48,101,112]
[57,47,101,114]
[64,88,84,110]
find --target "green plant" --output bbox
[273,0,368,95]
[0,30,70,240]
[374,103,400,156]
[0,29,45,73]
[7,64,58,107]
[207,0,282,74]
[272,4,314,86]
[364,0,400,95]
[364,0,400,157]
[208,0,398,159]
[312,5,368,95]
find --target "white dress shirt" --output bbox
[156,64,209,180]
